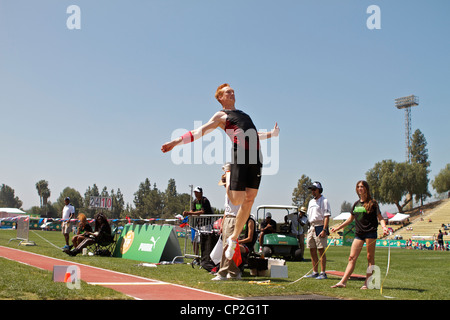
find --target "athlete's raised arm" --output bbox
[258,122,280,141]
[161,111,226,153]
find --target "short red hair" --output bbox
[215,83,230,101]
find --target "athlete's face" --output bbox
[219,87,235,105]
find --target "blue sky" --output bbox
[1,1,449,216]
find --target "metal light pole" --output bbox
[188,184,193,211]
[395,95,419,163]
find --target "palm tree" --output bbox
[36,180,51,209]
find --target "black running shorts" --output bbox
[229,163,262,191]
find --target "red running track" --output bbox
[0,246,237,300]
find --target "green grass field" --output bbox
[1,229,449,300]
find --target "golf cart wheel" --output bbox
[262,246,272,257]
[293,248,303,261]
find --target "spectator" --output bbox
[212,174,242,281]
[305,181,331,280]
[65,212,112,256]
[284,206,308,260]
[183,186,213,217]
[183,186,213,256]
[239,215,257,255]
[61,197,75,250]
[71,213,92,249]
[437,230,444,251]
[258,212,276,253]
[330,180,388,289]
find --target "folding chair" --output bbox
[88,226,120,256]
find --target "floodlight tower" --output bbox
[395,95,419,163]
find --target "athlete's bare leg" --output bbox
[224,170,246,206]
[224,170,258,239]
[222,163,259,259]
[230,188,258,240]
[224,187,258,260]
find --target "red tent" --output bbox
[386,212,396,219]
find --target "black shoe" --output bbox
[68,249,79,256]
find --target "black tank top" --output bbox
[222,109,262,165]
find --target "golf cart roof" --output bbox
[255,205,298,224]
[256,205,298,211]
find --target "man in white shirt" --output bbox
[61,197,75,250]
[212,174,242,281]
[305,182,331,280]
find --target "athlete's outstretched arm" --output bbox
[258,122,280,140]
[161,111,225,153]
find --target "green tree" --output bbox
[35,180,51,216]
[340,201,353,212]
[432,164,450,195]
[0,184,23,209]
[133,178,192,220]
[123,203,135,219]
[410,129,430,167]
[366,160,406,212]
[35,180,51,208]
[134,178,152,218]
[148,183,164,218]
[162,178,177,217]
[401,161,430,206]
[410,129,431,204]
[110,188,125,219]
[292,174,312,208]
[83,184,126,219]
[178,192,192,213]
[366,160,430,212]
[162,178,186,218]
[55,187,83,216]
[133,178,164,219]
[83,184,100,218]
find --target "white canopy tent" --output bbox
[388,213,410,222]
[0,208,27,219]
[333,212,351,221]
